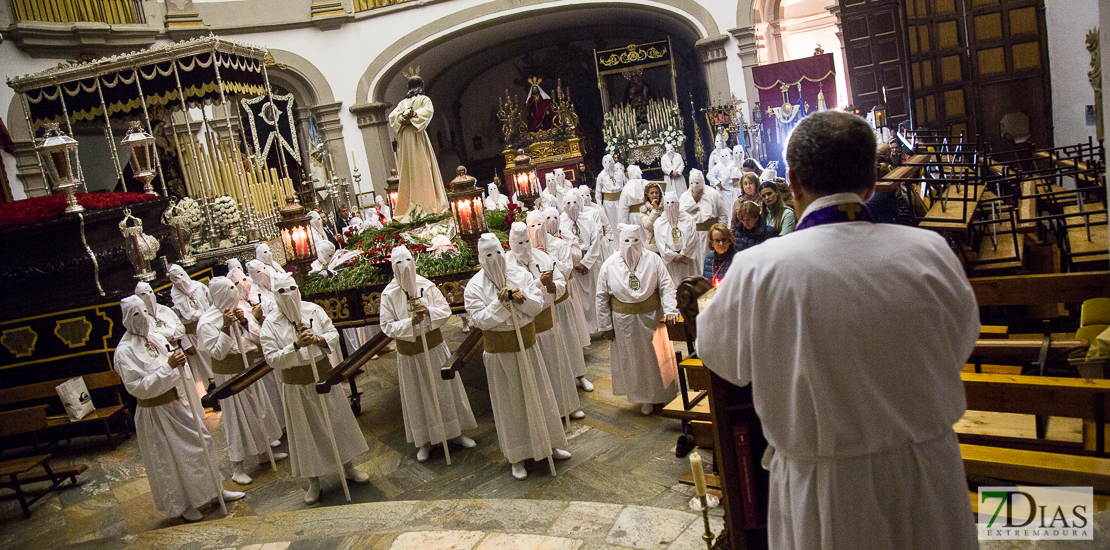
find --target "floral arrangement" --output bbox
[602,100,686,157]
[0,191,156,229]
[175,197,205,229]
[212,196,240,226]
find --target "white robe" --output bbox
[463,267,568,463]
[114,331,218,517]
[582,204,615,261]
[250,290,285,430]
[617,178,647,226]
[595,252,679,404]
[507,248,581,416]
[170,281,214,395]
[197,307,281,463]
[560,211,604,334]
[260,302,369,478]
[379,277,476,447]
[660,153,686,196]
[696,195,980,550]
[542,235,591,352]
[595,170,623,237]
[679,188,729,263]
[654,212,702,285]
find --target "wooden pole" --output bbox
[304,320,351,501]
[230,323,277,472]
[418,313,451,465]
[505,298,557,476]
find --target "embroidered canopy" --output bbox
[7,36,267,129]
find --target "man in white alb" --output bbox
[696,111,980,549]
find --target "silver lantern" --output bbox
[162,200,196,267]
[120,121,157,194]
[35,122,85,213]
[119,208,160,281]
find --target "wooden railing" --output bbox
[9,0,145,24]
[352,0,418,12]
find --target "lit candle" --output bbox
[452,202,461,231]
[282,229,294,257]
[689,451,707,497]
[472,198,485,230]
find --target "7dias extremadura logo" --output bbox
[978,487,1093,540]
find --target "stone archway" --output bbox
[349,0,726,191]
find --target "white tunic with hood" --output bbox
[168,264,214,386]
[559,190,604,334]
[114,296,219,517]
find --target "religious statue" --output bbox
[389,72,449,219]
[525,77,555,132]
[626,73,650,125]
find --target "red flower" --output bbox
[0,192,156,229]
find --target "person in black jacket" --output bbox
[703,223,737,285]
[731,200,778,252]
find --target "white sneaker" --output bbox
[270,439,282,448]
[272,452,288,461]
[231,463,252,485]
[551,448,572,460]
[511,462,527,480]
[304,478,321,504]
[344,465,370,484]
[416,443,431,462]
[641,403,654,416]
[570,410,586,420]
[451,435,476,448]
[577,377,594,392]
[222,489,245,502]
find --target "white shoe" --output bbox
[511,462,528,480]
[570,410,585,420]
[451,435,476,448]
[551,448,572,460]
[270,439,282,448]
[416,443,431,462]
[641,403,654,416]
[577,377,594,392]
[304,478,321,504]
[272,452,288,462]
[181,507,202,522]
[231,463,252,485]
[344,464,370,484]
[461,316,471,333]
[222,489,245,502]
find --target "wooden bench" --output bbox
[0,406,88,518]
[0,371,132,450]
[662,358,714,449]
[958,372,1110,492]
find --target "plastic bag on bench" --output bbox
[56,377,94,422]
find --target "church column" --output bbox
[695,34,734,104]
[164,0,209,39]
[825,3,853,102]
[310,101,352,198]
[349,101,394,196]
[730,26,761,116]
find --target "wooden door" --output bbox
[839,0,912,127]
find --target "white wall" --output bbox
[1045,0,1099,147]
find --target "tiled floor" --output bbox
[0,317,717,549]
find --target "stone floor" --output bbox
[0,317,720,549]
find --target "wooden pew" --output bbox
[0,371,132,450]
[0,406,88,518]
[959,372,1110,491]
[440,328,484,381]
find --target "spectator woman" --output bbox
[731,200,778,252]
[639,182,664,253]
[702,223,737,285]
[760,181,795,235]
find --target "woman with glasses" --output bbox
[702,224,737,285]
[760,181,795,235]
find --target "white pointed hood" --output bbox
[563,189,582,221]
[209,277,238,311]
[526,210,548,250]
[477,233,507,289]
[618,223,643,270]
[508,222,533,267]
[272,272,304,325]
[247,260,272,292]
[135,282,158,315]
[542,207,561,236]
[391,245,418,295]
[121,295,152,338]
[664,191,681,225]
[228,267,252,302]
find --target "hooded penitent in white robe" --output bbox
[307,210,329,250]
[507,223,580,417]
[559,190,604,334]
[595,155,623,234]
[660,144,686,196]
[696,193,980,550]
[484,182,510,211]
[197,278,281,465]
[679,170,729,263]
[136,282,186,346]
[308,241,375,355]
[114,296,219,518]
[168,264,214,395]
[536,208,590,353]
[653,192,702,285]
[260,273,369,479]
[549,168,573,206]
[255,243,284,276]
[389,93,449,218]
[380,246,476,448]
[464,234,568,464]
[247,260,286,430]
[596,225,679,405]
[617,165,647,226]
[706,133,732,175]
